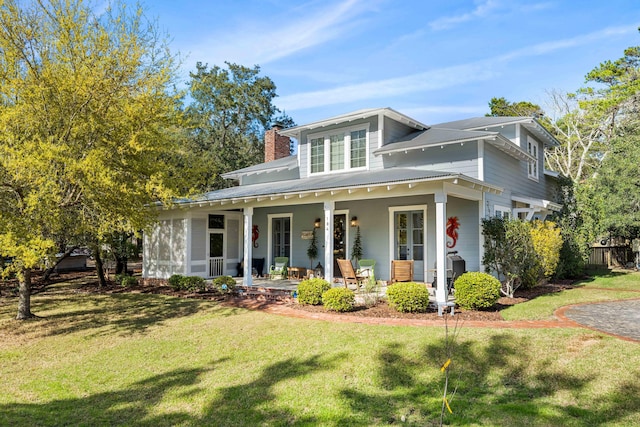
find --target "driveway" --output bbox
[562,299,640,341]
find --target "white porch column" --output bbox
[243,207,253,286]
[323,201,334,282]
[435,191,448,306]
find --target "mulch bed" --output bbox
[1,269,577,321]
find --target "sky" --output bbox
[127,0,639,126]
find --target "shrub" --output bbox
[453,272,501,310]
[322,287,355,312]
[168,274,184,291]
[115,274,137,287]
[297,278,331,305]
[213,275,236,294]
[386,282,430,313]
[180,276,206,292]
[530,220,563,278]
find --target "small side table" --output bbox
[287,267,305,280]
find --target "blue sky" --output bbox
[133,0,638,126]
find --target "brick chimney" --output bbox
[264,123,291,162]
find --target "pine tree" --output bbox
[352,226,363,263]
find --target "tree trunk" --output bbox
[16,268,34,320]
[94,248,107,288]
[42,246,77,282]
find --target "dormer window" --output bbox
[308,124,369,174]
[527,136,539,181]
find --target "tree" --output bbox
[486,97,544,117]
[306,228,318,269]
[351,226,363,263]
[0,0,183,319]
[185,62,294,191]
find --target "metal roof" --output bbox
[221,155,298,179]
[171,168,502,208]
[374,127,534,162]
[278,107,429,138]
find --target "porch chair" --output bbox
[357,259,376,285]
[337,258,366,290]
[268,257,288,280]
[390,259,414,283]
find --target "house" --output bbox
[142,107,562,306]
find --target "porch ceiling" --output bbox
[167,168,503,210]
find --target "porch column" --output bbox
[243,207,253,286]
[435,191,448,306]
[323,201,334,283]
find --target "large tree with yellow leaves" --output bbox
[0,0,185,319]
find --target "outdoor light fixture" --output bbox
[314,218,321,228]
[350,216,358,227]
[314,262,324,278]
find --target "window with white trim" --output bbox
[308,125,368,174]
[527,136,539,180]
[494,205,511,219]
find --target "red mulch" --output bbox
[1,269,577,321]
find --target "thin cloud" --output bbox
[278,24,637,112]
[188,0,377,66]
[428,0,500,31]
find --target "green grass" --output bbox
[1,273,639,426]
[502,270,640,321]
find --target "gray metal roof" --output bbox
[374,127,497,155]
[221,155,298,179]
[176,168,501,207]
[432,116,534,130]
[278,107,429,138]
[433,116,560,147]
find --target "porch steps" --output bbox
[236,285,296,303]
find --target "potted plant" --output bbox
[307,228,318,270]
[352,226,363,263]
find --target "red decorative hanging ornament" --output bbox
[446,216,460,248]
[252,225,259,248]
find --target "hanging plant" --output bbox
[351,226,363,263]
[307,228,318,269]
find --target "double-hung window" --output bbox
[527,136,539,181]
[308,125,368,174]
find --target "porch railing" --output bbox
[209,258,224,277]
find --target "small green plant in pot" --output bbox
[453,272,501,310]
[322,287,355,312]
[297,278,331,305]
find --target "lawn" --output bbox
[0,272,639,426]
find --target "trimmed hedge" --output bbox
[386,282,430,313]
[453,272,501,310]
[297,278,331,305]
[212,275,236,294]
[322,287,355,312]
[167,274,206,292]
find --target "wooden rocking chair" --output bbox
[337,259,366,289]
[390,259,414,283]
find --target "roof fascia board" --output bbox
[374,134,494,156]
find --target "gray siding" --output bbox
[484,143,548,200]
[383,116,415,146]
[381,141,479,179]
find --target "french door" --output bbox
[271,216,291,264]
[394,210,424,281]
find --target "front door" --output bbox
[394,210,424,281]
[333,214,347,276]
[209,232,224,277]
[271,216,291,264]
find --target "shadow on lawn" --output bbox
[3,284,246,338]
[340,334,640,425]
[0,354,340,427]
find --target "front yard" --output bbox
[0,271,639,426]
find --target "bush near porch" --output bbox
[386,282,430,313]
[453,272,501,310]
[297,278,331,305]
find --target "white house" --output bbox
[143,107,562,306]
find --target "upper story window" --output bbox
[308,124,369,175]
[527,136,539,181]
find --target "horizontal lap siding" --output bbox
[381,141,479,179]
